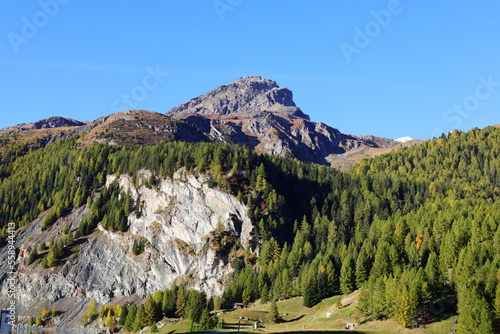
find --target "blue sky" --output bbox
[1,1,499,140]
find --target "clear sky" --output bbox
[1,1,499,140]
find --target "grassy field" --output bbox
[149,291,457,334]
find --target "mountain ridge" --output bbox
[0,76,423,168]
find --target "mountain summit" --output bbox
[0,77,402,168]
[166,76,398,167]
[167,76,309,119]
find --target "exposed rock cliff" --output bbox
[0,169,252,326]
[167,76,308,120]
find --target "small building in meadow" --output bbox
[233,303,245,309]
[345,322,359,330]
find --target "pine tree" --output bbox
[82,299,97,327]
[144,295,158,326]
[303,274,319,308]
[123,303,137,332]
[41,305,50,318]
[188,291,206,323]
[27,247,37,265]
[176,287,187,318]
[260,284,269,304]
[495,285,500,319]
[133,304,145,332]
[242,287,251,307]
[47,249,57,267]
[424,251,441,296]
[394,286,416,328]
[162,288,177,317]
[355,249,369,287]
[340,256,355,294]
[117,305,128,326]
[457,283,495,334]
[268,299,280,323]
[198,308,217,331]
[103,310,114,327]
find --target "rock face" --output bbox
[31,117,86,129]
[167,76,398,165]
[167,76,308,119]
[0,116,85,134]
[0,169,252,325]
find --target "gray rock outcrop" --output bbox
[167,76,309,120]
[0,169,252,326]
[166,76,397,165]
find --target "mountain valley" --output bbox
[0,77,498,334]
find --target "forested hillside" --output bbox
[1,126,499,333]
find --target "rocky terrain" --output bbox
[0,168,252,326]
[166,76,399,166]
[0,116,85,134]
[0,76,403,168]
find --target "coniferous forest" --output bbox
[1,126,500,333]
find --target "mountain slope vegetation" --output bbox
[0,125,499,333]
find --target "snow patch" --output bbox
[395,136,413,143]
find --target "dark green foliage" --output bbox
[123,303,137,332]
[197,308,218,331]
[132,238,146,255]
[133,304,145,332]
[268,299,280,323]
[117,305,128,326]
[40,255,49,268]
[303,275,320,308]
[340,256,355,294]
[2,123,500,330]
[27,247,37,265]
[117,286,216,332]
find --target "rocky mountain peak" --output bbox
[0,116,85,134]
[166,76,308,119]
[31,116,85,129]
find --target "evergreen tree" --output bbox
[123,303,137,332]
[41,305,50,318]
[117,305,128,326]
[133,304,145,332]
[144,295,158,326]
[355,249,370,287]
[303,274,320,308]
[47,249,57,267]
[242,287,251,307]
[176,287,187,318]
[188,291,206,324]
[268,299,280,323]
[27,247,37,265]
[393,286,416,328]
[260,284,269,304]
[82,299,97,327]
[198,308,218,331]
[340,256,355,294]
